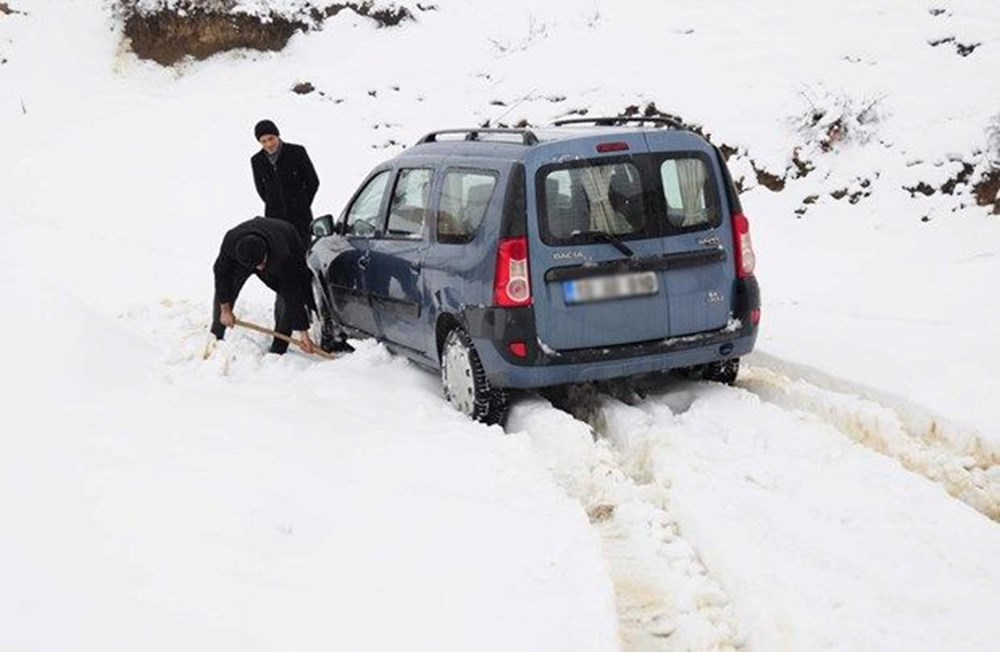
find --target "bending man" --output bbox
[212,217,316,355]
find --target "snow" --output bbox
[509,384,1000,650]
[2,0,1000,650]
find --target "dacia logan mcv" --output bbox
[308,118,760,424]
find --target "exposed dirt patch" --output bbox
[905,162,999,214]
[0,1,25,17]
[124,10,303,65]
[587,504,616,523]
[119,1,421,66]
[317,2,414,26]
[940,162,975,195]
[904,181,936,198]
[974,169,1000,214]
[790,148,815,179]
[292,81,315,95]
[752,162,785,192]
[929,36,981,57]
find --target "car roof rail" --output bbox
[416,128,540,146]
[552,116,685,129]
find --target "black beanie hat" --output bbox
[254,119,280,141]
[234,234,268,269]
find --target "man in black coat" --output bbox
[211,217,317,355]
[251,119,320,242]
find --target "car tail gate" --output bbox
[526,135,737,352]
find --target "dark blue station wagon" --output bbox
[308,118,760,424]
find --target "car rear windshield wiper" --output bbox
[570,230,635,257]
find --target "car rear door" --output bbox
[643,132,733,337]
[527,134,675,351]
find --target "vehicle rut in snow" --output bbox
[738,365,1000,521]
[525,378,1000,650]
[507,389,744,652]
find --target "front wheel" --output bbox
[440,328,509,426]
[312,279,353,353]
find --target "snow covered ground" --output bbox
[2,0,999,650]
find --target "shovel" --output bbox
[234,319,337,360]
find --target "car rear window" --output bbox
[437,169,498,243]
[660,158,719,229]
[542,161,644,240]
[537,153,720,245]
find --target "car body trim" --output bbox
[543,248,726,283]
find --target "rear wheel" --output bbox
[701,357,740,385]
[440,327,509,426]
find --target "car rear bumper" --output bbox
[475,330,757,388]
[463,276,760,389]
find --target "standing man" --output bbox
[211,216,317,355]
[251,119,320,242]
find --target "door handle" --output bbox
[410,261,422,273]
[357,255,369,269]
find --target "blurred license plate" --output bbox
[563,271,658,304]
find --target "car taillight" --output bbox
[732,213,756,278]
[508,341,528,358]
[494,236,532,307]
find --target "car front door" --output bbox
[325,169,392,337]
[366,167,435,358]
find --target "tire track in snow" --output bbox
[508,394,744,652]
[585,382,1000,650]
[739,365,1000,521]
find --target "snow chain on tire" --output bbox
[312,279,339,353]
[441,327,509,426]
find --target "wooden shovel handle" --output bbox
[234,319,336,360]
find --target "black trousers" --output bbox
[210,270,300,355]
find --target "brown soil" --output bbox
[973,169,1000,214]
[752,163,786,192]
[122,2,419,66]
[318,2,414,26]
[124,10,304,65]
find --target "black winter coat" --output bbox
[213,217,314,331]
[251,142,320,239]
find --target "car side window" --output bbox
[437,170,499,243]
[386,168,433,239]
[345,170,390,237]
[660,158,718,229]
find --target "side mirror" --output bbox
[311,214,335,238]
